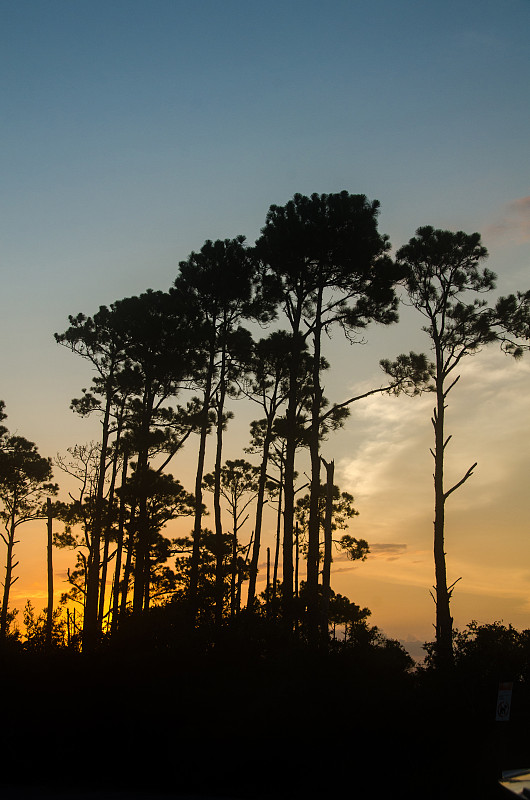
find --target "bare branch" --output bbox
[443,374,460,398]
[444,462,477,500]
[235,513,249,534]
[319,384,390,423]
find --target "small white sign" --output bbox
[496,682,513,722]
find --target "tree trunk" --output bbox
[272,460,283,609]
[46,497,53,648]
[282,406,296,623]
[294,521,299,601]
[282,317,304,627]
[0,514,17,637]
[144,555,151,612]
[320,458,334,641]
[119,504,136,620]
[433,374,453,669]
[111,451,128,634]
[294,521,300,634]
[230,517,237,618]
[83,386,113,650]
[189,342,216,623]
[213,351,227,627]
[133,389,155,614]
[266,546,271,618]
[98,427,122,628]
[247,417,273,610]
[307,285,324,643]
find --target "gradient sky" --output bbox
[1,0,529,644]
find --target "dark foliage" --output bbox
[0,613,518,800]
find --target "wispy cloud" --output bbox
[485,197,530,243]
[339,350,530,515]
[369,542,408,560]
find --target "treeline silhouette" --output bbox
[2,617,530,798]
[0,191,529,798]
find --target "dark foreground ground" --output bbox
[0,631,526,800]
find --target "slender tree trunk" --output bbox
[320,458,334,641]
[282,324,303,627]
[46,497,53,648]
[111,452,128,634]
[272,461,283,607]
[98,427,122,628]
[282,406,296,623]
[120,505,136,620]
[294,521,299,601]
[189,342,216,622]
[433,370,453,668]
[133,389,155,614]
[236,567,243,614]
[83,387,113,649]
[230,517,237,618]
[294,521,300,634]
[214,348,227,627]
[144,555,151,611]
[307,285,324,642]
[266,546,271,618]
[247,417,274,610]
[0,514,17,637]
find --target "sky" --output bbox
[1,0,529,645]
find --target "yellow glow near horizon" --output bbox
[7,349,530,646]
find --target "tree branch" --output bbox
[443,374,460,398]
[319,384,390,424]
[444,462,477,500]
[447,576,462,597]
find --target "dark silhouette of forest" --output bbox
[1,192,529,799]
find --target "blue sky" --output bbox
[1,0,529,639]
